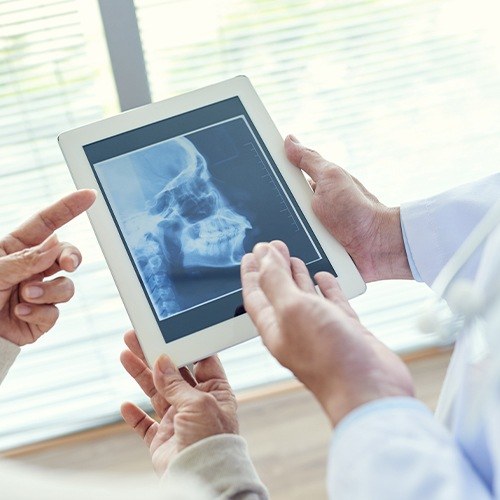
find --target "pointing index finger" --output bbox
[254,243,300,309]
[8,190,96,250]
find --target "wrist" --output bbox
[164,434,267,497]
[323,384,415,427]
[0,333,22,348]
[311,353,415,427]
[0,332,24,347]
[367,207,412,281]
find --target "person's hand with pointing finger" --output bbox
[0,190,96,346]
[241,240,414,427]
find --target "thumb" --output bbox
[0,234,61,290]
[284,135,330,182]
[153,355,201,409]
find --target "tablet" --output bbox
[59,76,366,367]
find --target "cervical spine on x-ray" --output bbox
[123,136,252,319]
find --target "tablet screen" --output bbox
[84,97,337,343]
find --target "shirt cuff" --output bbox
[0,336,21,385]
[400,198,443,286]
[401,216,423,282]
[333,397,433,441]
[399,174,500,288]
[164,434,268,499]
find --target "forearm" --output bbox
[164,434,269,499]
[0,336,20,385]
[328,398,491,499]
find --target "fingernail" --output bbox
[253,243,269,259]
[25,286,43,299]
[16,305,32,316]
[69,254,80,270]
[289,134,300,144]
[157,354,174,374]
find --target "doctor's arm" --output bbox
[285,136,412,283]
[241,241,492,500]
[285,136,500,286]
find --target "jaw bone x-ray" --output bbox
[97,135,252,320]
[95,115,323,331]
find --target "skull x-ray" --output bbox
[96,132,254,320]
[90,104,329,342]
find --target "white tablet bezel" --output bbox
[59,75,366,367]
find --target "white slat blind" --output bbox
[135,0,500,379]
[0,0,500,450]
[0,0,140,450]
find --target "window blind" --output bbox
[0,0,140,450]
[134,0,500,380]
[1,0,500,451]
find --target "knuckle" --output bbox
[60,278,75,301]
[195,393,217,412]
[52,305,60,322]
[280,294,303,319]
[297,148,341,180]
[298,147,319,171]
[42,305,59,330]
[17,248,40,271]
[322,164,343,180]
[164,376,184,395]
[39,212,58,233]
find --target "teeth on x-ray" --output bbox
[122,136,251,319]
[182,207,250,268]
[148,137,251,270]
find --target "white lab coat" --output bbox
[327,173,500,499]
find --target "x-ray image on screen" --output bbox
[94,116,320,322]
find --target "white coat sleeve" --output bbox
[400,173,500,287]
[327,398,492,499]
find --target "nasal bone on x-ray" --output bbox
[119,136,252,320]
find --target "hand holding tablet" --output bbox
[59,76,365,367]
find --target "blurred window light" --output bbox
[1,0,499,450]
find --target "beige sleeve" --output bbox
[163,434,269,499]
[0,336,21,385]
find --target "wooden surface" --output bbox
[5,349,451,499]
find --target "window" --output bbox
[1,0,500,450]
[135,0,500,372]
[0,0,130,450]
